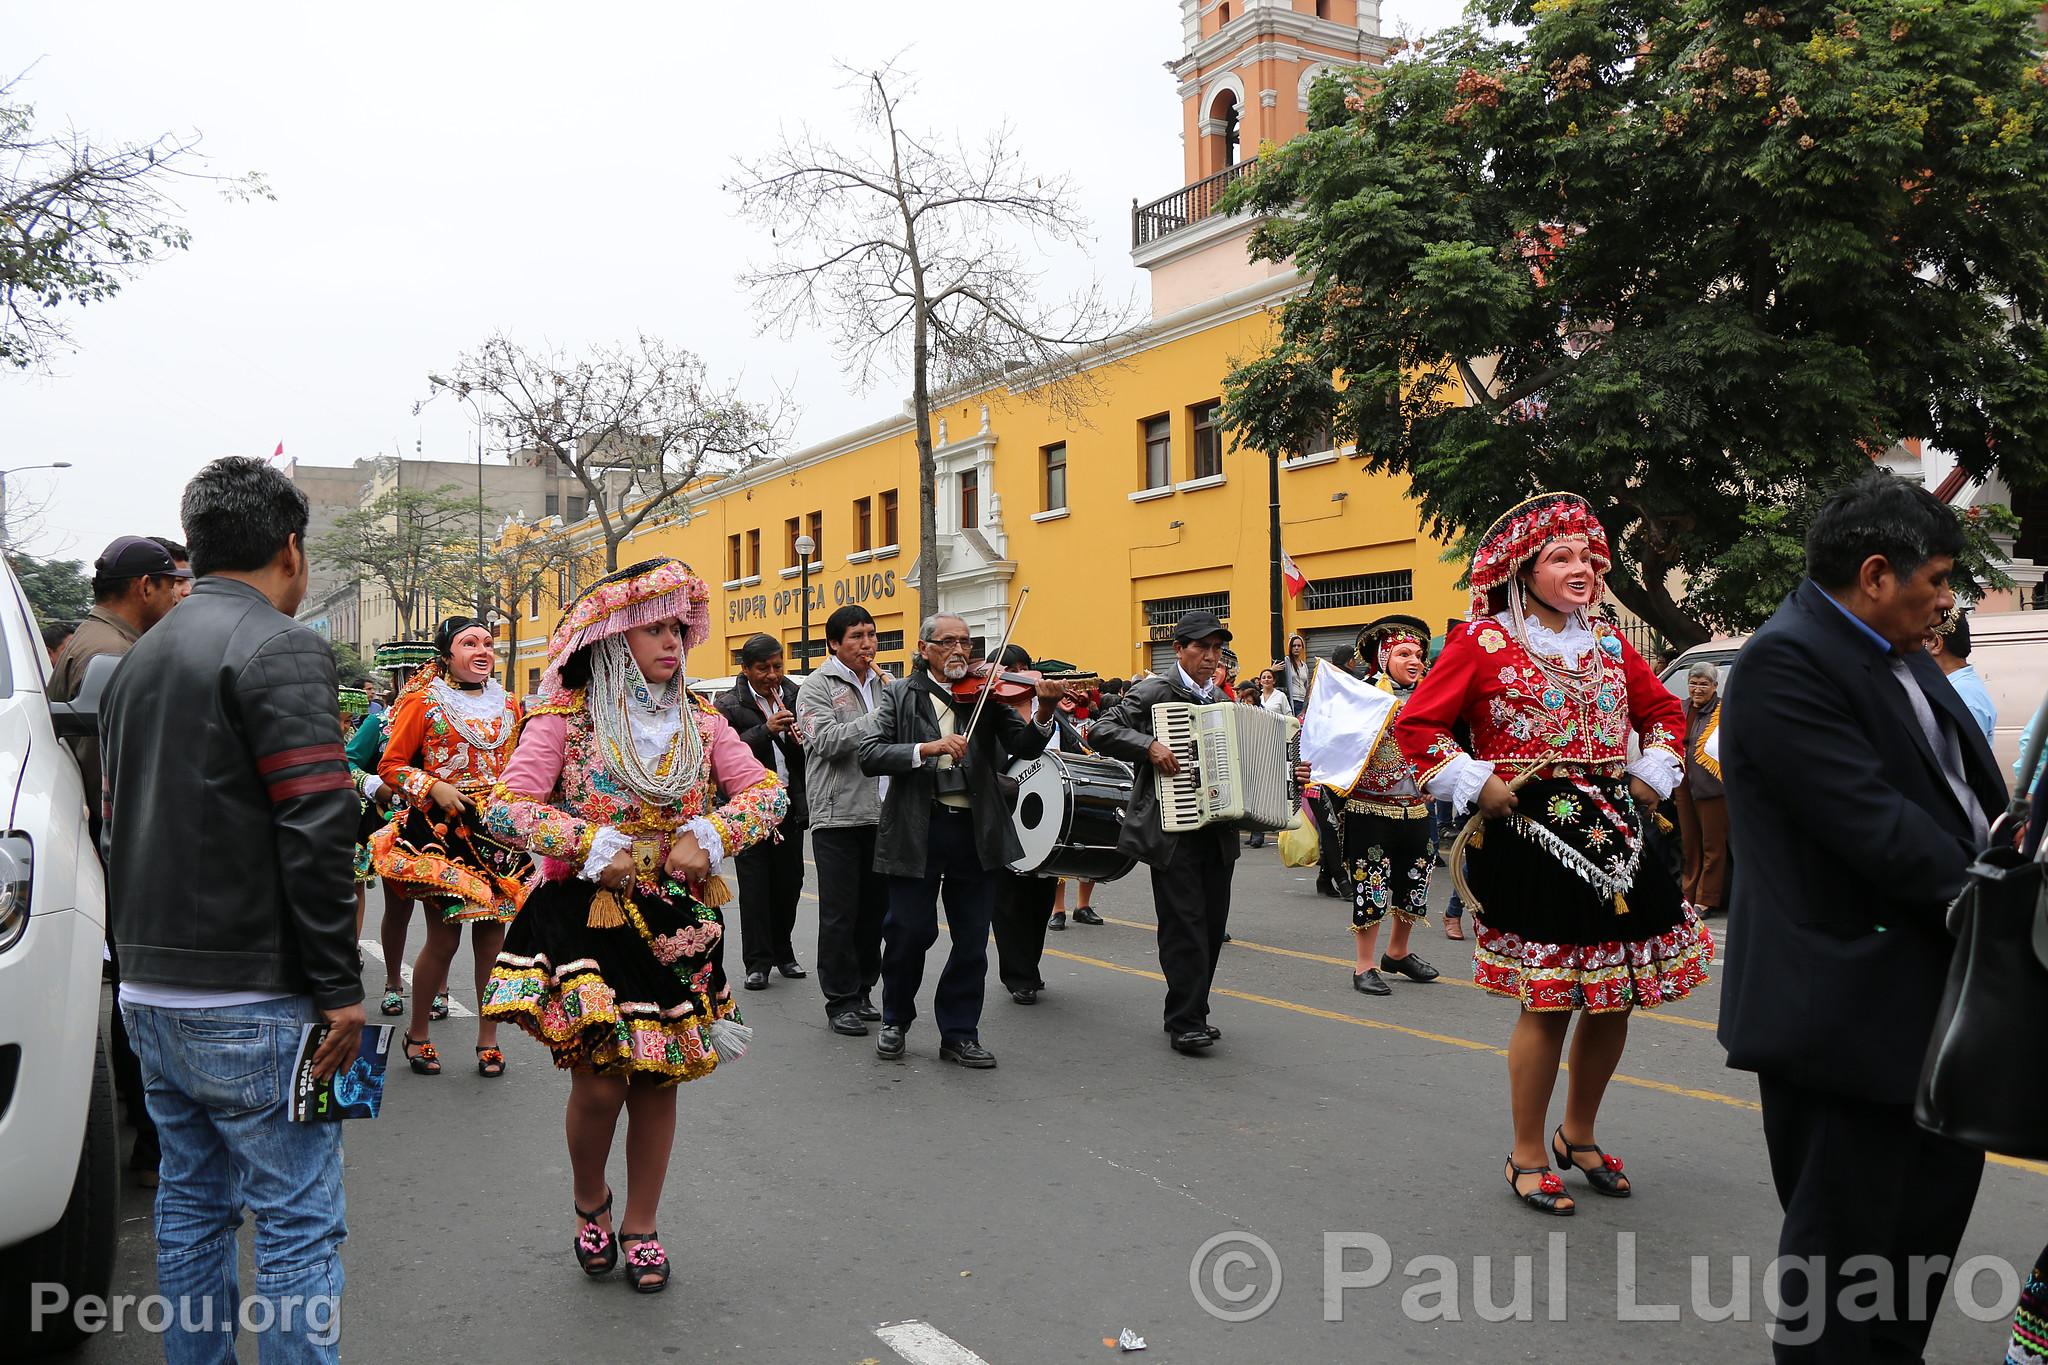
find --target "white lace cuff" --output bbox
[1428,755,1496,814]
[683,816,726,875]
[1627,749,1683,801]
[361,775,386,803]
[580,826,632,883]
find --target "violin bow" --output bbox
[960,586,1031,746]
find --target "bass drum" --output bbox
[1005,751,1138,883]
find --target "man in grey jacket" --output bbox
[101,457,362,1363]
[795,604,892,1036]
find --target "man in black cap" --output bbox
[1090,610,1242,1054]
[49,533,191,1186]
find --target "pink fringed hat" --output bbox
[538,557,711,698]
[1468,493,1611,617]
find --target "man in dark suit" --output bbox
[1089,610,1243,1054]
[716,633,809,990]
[986,643,1091,1005]
[858,614,1062,1069]
[1720,472,2004,1362]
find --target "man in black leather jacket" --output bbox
[1089,610,1241,1055]
[100,456,362,1363]
[857,613,1059,1070]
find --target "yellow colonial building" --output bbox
[505,0,1467,689]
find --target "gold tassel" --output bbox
[1613,892,1629,916]
[586,888,628,929]
[696,875,734,909]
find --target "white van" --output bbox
[0,559,119,1350]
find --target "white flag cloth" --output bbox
[1299,658,1402,795]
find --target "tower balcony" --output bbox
[1131,161,1255,250]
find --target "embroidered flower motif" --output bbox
[1546,794,1581,824]
[1541,687,1567,710]
[1598,634,1623,658]
[1497,665,1520,685]
[1477,627,1508,654]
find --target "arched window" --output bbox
[1209,88,1240,171]
[1219,2,1232,23]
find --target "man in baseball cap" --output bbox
[49,532,192,1188]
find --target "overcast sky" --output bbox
[5,0,1468,567]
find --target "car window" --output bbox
[0,568,21,700]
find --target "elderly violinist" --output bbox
[857,613,1070,1070]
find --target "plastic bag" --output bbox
[1277,800,1320,868]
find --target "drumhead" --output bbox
[1006,754,1070,874]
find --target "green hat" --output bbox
[373,639,437,672]
[338,687,371,719]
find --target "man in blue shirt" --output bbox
[1926,607,1997,745]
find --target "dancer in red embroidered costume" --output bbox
[371,617,526,1079]
[1394,493,1712,1216]
[481,558,786,1294]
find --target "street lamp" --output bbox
[0,462,74,551]
[794,533,816,672]
[425,374,489,618]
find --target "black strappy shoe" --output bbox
[619,1233,671,1293]
[401,1034,439,1076]
[1552,1125,1632,1197]
[573,1189,617,1276]
[1505,1157,1575,1216]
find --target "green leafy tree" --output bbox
[7,552,90,626]
[316,484,478,640]
[1220,0,2048,647]
[486,519,601,693]
[330,640,373,689]
[0,70,269,370]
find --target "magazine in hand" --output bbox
[289,1023,396,1122]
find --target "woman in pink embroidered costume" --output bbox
[1394,493,1711,1217]
[372,616,527,1080]
[481,558,786,1294]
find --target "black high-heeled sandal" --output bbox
[619,1233,671,1293]
[573,1189,616,1276]
[1505,1157,1575,1216]
[1552,1125,1632,1197]
[401,1034,439,1076]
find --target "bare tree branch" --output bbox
[729,59,1142,622]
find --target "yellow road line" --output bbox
[1091,913,1721,1032]
[1040,942,2048,1178]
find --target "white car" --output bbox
[0,559,118,1350]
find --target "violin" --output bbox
[948,662,1099,704]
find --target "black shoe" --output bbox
[1204,1024,1222,1040]
[743,970,769,991]
[1071,907,1104,926]
[1222,932,1233,943]
[1317,874,1345,899]
[1247,835,1266,848]
[939,1038,998,1069]
[778,960,806,980]
[1047,911,1067,931]
[876,1024,907,1060]
[1381,952,1441,983]
[856,993,882,1021]
[1169,1029,1215,1055]
[1010,988,1038,1005]
[1352,969,1391,996]
[829,1011,868,1036]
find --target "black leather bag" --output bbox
[1914,700,2048,1157]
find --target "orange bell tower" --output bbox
[1132,1,1392,315]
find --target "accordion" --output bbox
[1152,701,1300,833]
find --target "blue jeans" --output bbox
[120,996,347,1365]
[880,807,996,1042]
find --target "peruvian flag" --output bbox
[1281,548,1310,600]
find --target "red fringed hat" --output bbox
[538,557,711,699]
[1468,493,1611,617]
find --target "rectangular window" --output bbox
[567,496,587,521]
[875,629,905,654]
[1300,569,1414,611]
[529,581,541,617]
[747,529,761,578]
[1043,443,1068,511]
[880,489,899,546]
[785,516,801,568]
[544,493,560,518]
[1143,591,1231,628]
[807,510,822,561]
[1143,415,1172,489]
[727,533,743,582]
[526,667,540,695]
[1190,401,1223,480]
[854,497,872,552]
[959,469,979,530]
[1298,420,1334,459]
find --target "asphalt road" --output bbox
[69,845,2048,1363]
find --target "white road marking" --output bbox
[358,938,475,1017]
[874,1320,994,1365]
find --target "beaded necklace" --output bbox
[588,636,700,806]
